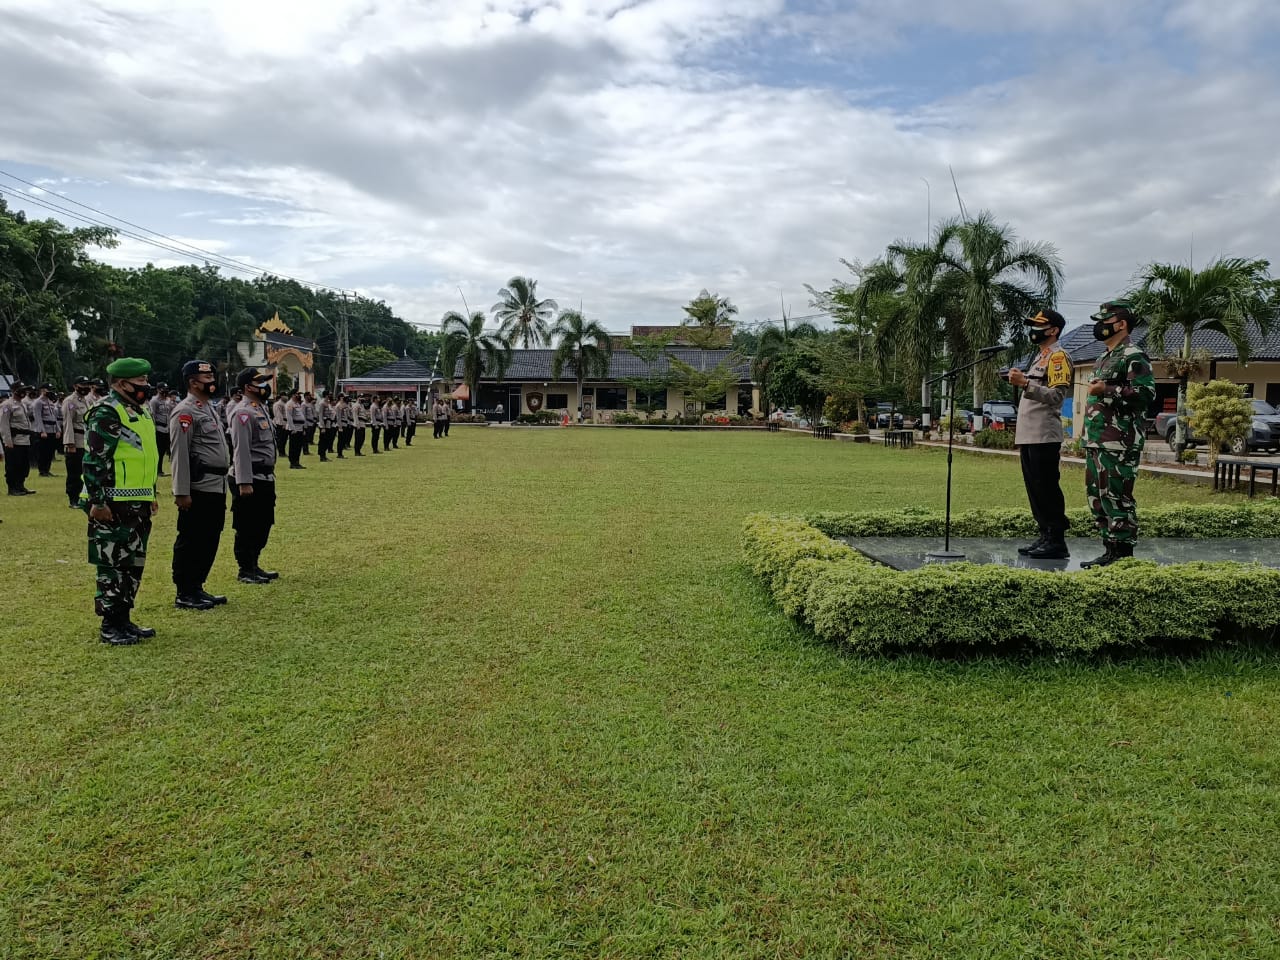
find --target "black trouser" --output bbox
[443,418,449,436]
[288,430,304,467]
[388,425,399,447]
[371,426,382,452]
[65,449,84,504]
[231,479,275,572]
[304,426,315,453]
[337,426,353,455]
[36,434,57,474]
[433,419,445,438]
[275,425,287,455]
[1020,442,1069,537]
[4,443,30,492]
[319,427,335,459]
[354,427,366,455]
[405,421,415,445]
[155,431,169,475]
[172,490,226,594]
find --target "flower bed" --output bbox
[742,506,1280,654]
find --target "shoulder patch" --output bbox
[1046,351,1072,389]
[238,412,251,424]
[178,414,193,432]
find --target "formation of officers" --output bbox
[2,357,426,645]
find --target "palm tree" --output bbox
[1134,257,1277,449]
[551,309,612,421]
[934,212,1063,406]
[491,276,557,349]
[440,309,511,410]
[753,311,819,418]
[191,307,256,379]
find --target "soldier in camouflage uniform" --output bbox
[82,357,162,644]
[1081,301,1156,568]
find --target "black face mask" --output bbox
[124,382,155,405]
[1029,328,1056,345]
[251,381,272,401]
[1093,319,1123,341]
[75,387,90,396]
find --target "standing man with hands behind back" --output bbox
[81,357,161,645]
[1007,309,1073,560]
[229,368,280,584]
[169,360,231,611]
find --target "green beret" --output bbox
[105,357,152,378]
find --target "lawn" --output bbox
[2,430,1277,959]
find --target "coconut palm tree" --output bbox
[753,310,819,418]
[492,276,558,349]
[551,309,612,421]
[934,212,1063,406]
[191,307,256,378]
[440,309,511,410]
[1134,257,1277,449]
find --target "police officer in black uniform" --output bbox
[170,360,231,610]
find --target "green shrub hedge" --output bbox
[806,502,1280,540]
[974,426,1016,449]
[742,511,1280,654]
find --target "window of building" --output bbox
[546,393,569,409]
[1267,383,1280,406]
[596,386,628,410]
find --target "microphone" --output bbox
[979,343,1011,356]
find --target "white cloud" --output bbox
[0,0,1277,331]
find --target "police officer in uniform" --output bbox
[82,357,161,645]
[1,381,35,495]
[336,394,353,458]
[370,397,385,453]
[1007,308,1074,559]
[317,393,337,462]
[303,392,317,455]
[170,360,232,610]
[352,394,370,455]
[285,390,308,468]
[32,384,61,476]
[149,385,174,477]
[229,368,280,584]
[1081,301,1156,568]
[62,376,92,507]
[404,398,417,446]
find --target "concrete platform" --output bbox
[840,536,1280,572]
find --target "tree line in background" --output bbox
[0,197,440,389]
[5,196,1276,425]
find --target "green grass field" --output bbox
[3,429,1278,958]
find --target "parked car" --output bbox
[1156,400,1280,453]
[980,400,1017,432]
[871,403,905,429]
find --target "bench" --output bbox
[884,429,915,449]
[767,421,781,432]
[812,424,833,439]
[1215,456,1280,497]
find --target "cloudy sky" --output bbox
[2,0,1278,332]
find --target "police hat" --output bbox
[74,376,92,386]
[181,359,217,381]
[90,377,105,388]
[1025,308,1065,332]
[236,368,265,388]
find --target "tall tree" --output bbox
[440,310,511,407]
[681,290,737,353]
[191,307,256,378]
[1134,257,1278,449]
[934,212,1063,406]
[753,311,819,418]
[621,329,673,418]
[348,344,398,377]
[492,276,558,349]
[551,309,612,420]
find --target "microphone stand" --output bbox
[924,347,1009,561]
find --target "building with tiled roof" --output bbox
[337,357,440,401]
[237,312,318,394]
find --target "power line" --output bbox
[0,168,357,295]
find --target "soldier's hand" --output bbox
[151,500,160,516]
[239,483,254,496]
[89,504,113,522]
[174,494,193,511]
[1088,380,1108,397]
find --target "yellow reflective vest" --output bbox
[81,397,159,503]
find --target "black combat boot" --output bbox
[1017,533,1046,556]
[254,567,279,581]
[1110,542,1134,561]
[198,589,228,606]
[238,568,271,584]
[1027,531,1070,560]
[1080,542,1117,569]
[100,617,140,645]
[126,621,156,639]
[175,593,216,610]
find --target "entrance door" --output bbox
[509,388,521,421]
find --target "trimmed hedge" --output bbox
[806,502,1280,541]
[742,511,1280,654]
